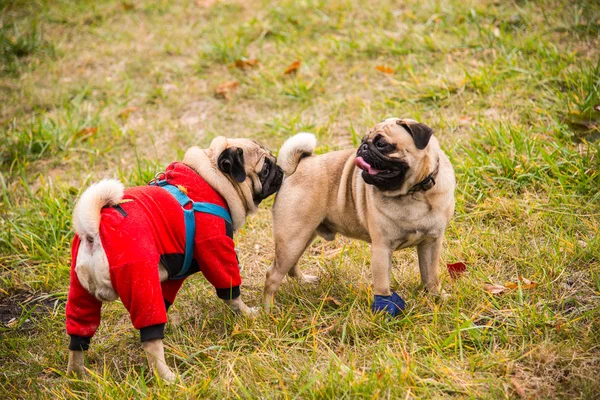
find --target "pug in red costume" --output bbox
[66,137,283,382]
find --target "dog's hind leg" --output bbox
[416,236,444,296]
[286,232,318,283]
[263,229,317,311]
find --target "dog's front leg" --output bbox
[142,338,176,383]
[370,243,405,316]
[371,243,393,296]
[416,236,443,295]
[223,296,259,317]
[67,350,85,377]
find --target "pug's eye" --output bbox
[375,136,388,149]
[261,160,271,178]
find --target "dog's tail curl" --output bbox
[73,179,124,242]
[277,133,317,176]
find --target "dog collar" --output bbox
[408,157,439,194]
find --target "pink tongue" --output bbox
[355,156,382,175]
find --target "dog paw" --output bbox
[159,368,177,384]
[371,292,406,317]
[434,289,450,301]
[299,274,319,284]
[244,306,261,318]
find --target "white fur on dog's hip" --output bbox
[73,179,124,302]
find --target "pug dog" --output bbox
[66,137,283,382]
[264,118,455,315]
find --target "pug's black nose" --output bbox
[360,143,369,152]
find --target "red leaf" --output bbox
[447,262,466,279]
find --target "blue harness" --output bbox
[150,177,232,280]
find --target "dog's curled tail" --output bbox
[73,179,124,241]
[278,133,317,176]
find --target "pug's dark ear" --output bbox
[397,121,434,150]
[218,147,246,182]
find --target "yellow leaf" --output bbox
[376,65,394,74]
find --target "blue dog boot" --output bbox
[372,292,406,317]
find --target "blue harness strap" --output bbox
[150,179,232,279]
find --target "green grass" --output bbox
[1,0,599,398]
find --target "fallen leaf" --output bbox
[483,283,509,294]
[232,58,259,70]
[118,106,139,119]
[510,377,526,398]
[319,324,336,334]
[376,65,394,74]
[504,282,518,289]
[321,296,341,306]
[76,127,98,137]
[447,262,466,279]
[215,81,239,99]
[176,185,188,195]
[283,60,301,75]
[594,105,600,112]
[519,276,538,289]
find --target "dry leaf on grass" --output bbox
[118,106,139,119]
[215,81,239,99]
[510,377,527,398]
[483,283,509,294]
[232,59,259,70]
[321,297,341,306]
[76,127,98,138]
[376,65,394,74]
[594,104,600,112]
[447,262,466,279]
[486,276,538,294]
[519,276,538,289]
[284,60,301,75]
[504,282,519,289]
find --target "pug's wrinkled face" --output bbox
[355,118,434,191]
[216,138,284,206]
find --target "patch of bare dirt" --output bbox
[0,291,61,329]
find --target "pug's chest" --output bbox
[382,202,444,250]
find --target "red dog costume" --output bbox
[66,162,241,351]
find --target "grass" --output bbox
[0,0,599,398]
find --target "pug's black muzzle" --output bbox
[253,165,284,206]
[356,142,409,191]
